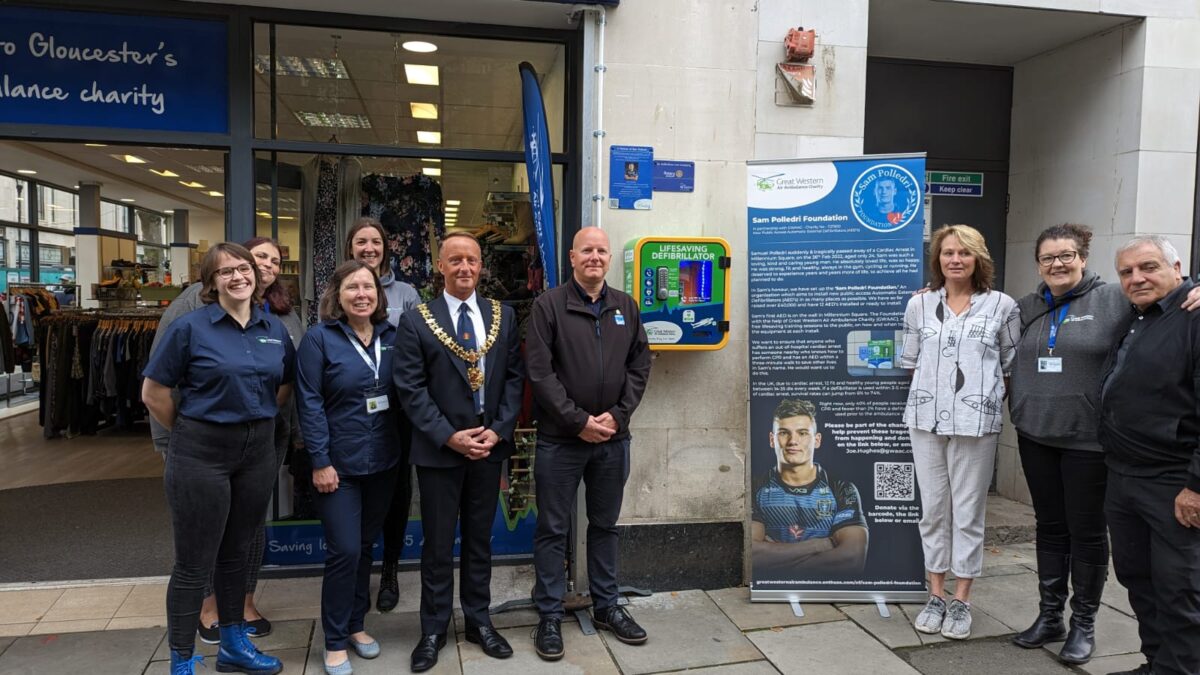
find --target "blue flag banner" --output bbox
[747,154,929,603]
[519,62,558,289]
[0,6,228,133]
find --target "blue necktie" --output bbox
[457,304,482,414]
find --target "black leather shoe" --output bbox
[464,624,513,659]
[533,617,564,661]
[410,633,446,673]
[593,605,647,645]
[377,561,399,612]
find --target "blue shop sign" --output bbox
[0,7,228,133]
[653,160,695,193]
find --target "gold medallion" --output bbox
[418,300,503,393]
[468,366,484,391]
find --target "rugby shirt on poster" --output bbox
[752,465,866,542]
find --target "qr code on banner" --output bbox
[874,462,915,501]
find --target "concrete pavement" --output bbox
[0,541,1151,674]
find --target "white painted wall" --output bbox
[596,0,870,528]
[999,8,1200,503]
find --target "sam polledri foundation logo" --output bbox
[850,164,920,233]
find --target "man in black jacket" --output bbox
[1099,235,1200,675]
[526,226,652,661]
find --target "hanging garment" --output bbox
[300,156,362,326]
[360,173,445,294]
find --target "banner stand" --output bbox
[747,153,928,605]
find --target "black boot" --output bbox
[1059,559,1106,664]
[376,560,399,612]
[1012,552,1069,648]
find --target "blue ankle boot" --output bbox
[170,649,204,674]
[216,623,282,674]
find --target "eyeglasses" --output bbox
[1037,251,1078,267]
[215,263,254,280]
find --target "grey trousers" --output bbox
[908,428,998,578]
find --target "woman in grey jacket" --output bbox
[1008,224,1200,664]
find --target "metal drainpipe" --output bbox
[572,4,607,229]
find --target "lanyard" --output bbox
[348,331,381,384]
[1043,290,1072,355]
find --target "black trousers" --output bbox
[1017,435,1109,565]
[532,438,630,619]
[380,463,414,563]
[316,466,398,651]
[1106,469,1200,675]
[164,416,276,652]
[415,461,502,634]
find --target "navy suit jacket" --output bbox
[393,295,525,468]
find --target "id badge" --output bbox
[364,385,390,414]
[1038,357,1063,373]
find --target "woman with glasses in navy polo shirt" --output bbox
[142,242,295,675]
[296,260,402,675]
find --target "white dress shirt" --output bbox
[443,291,487,409]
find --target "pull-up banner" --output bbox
[747,154,928,603]
[0,7,228,133]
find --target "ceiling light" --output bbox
[446,200,461,206]
[17,169,36,175]
[120,198,135,203]
[404,64,439,86]
[410,102,438,119]
[150,169,180,178]
[256,211,272,218]
[416,131,441,144]
[402,41,438,53]
[422,167,441,177]
[421,158,441,163]
[445,207,458,213]
[164,210,174,214]
[114,154,147,164]
[294,111,372,129]
[277,216,295,221]
[206,191,224,197]
[179,181,206,189]
[85,143,107,147]
[254,55,349,79]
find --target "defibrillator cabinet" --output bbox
[622,236,731,351]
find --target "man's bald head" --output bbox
[573,226,610,251]
[570,227,612,290]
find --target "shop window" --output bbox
[0,227,32,297]
[0,176,30,224]
[253,24,566,153]
[37,185,77,231]
[136,209,168,245]
[100,200,131,233]
[36,230,75,285]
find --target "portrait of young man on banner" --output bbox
[751,399,868,578]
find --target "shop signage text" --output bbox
[0,7,228,133]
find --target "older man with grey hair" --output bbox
[1099,234,1200,675]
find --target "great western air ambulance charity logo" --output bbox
[850,164,920,233]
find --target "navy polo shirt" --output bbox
[295,319,401,476]
[143,302,296,424]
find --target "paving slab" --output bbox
[707,587,846,630]
[899,636,1075,674]
[458,624,618,674]
[0,626,163,675]
[0,637,14,657]
[658,662,779,674]
[1102,575,1135,617]
[0,589,63,624]
[980,545,1037,574]
[304,609,460,675]
[1079,651,1150,675]
[145,646,309,674]
[114,583,168,618]
[28,618,111,635]
[0,624,34,638]
[1042,605,1143,660]
[601,590,762,675]
[840,604,923,648]
[151,618,313,660]
[254,577,325,617]
[455,601,555,632]
[748,620,920,674]
[963,569,1042,631]
[41,585,133,622]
